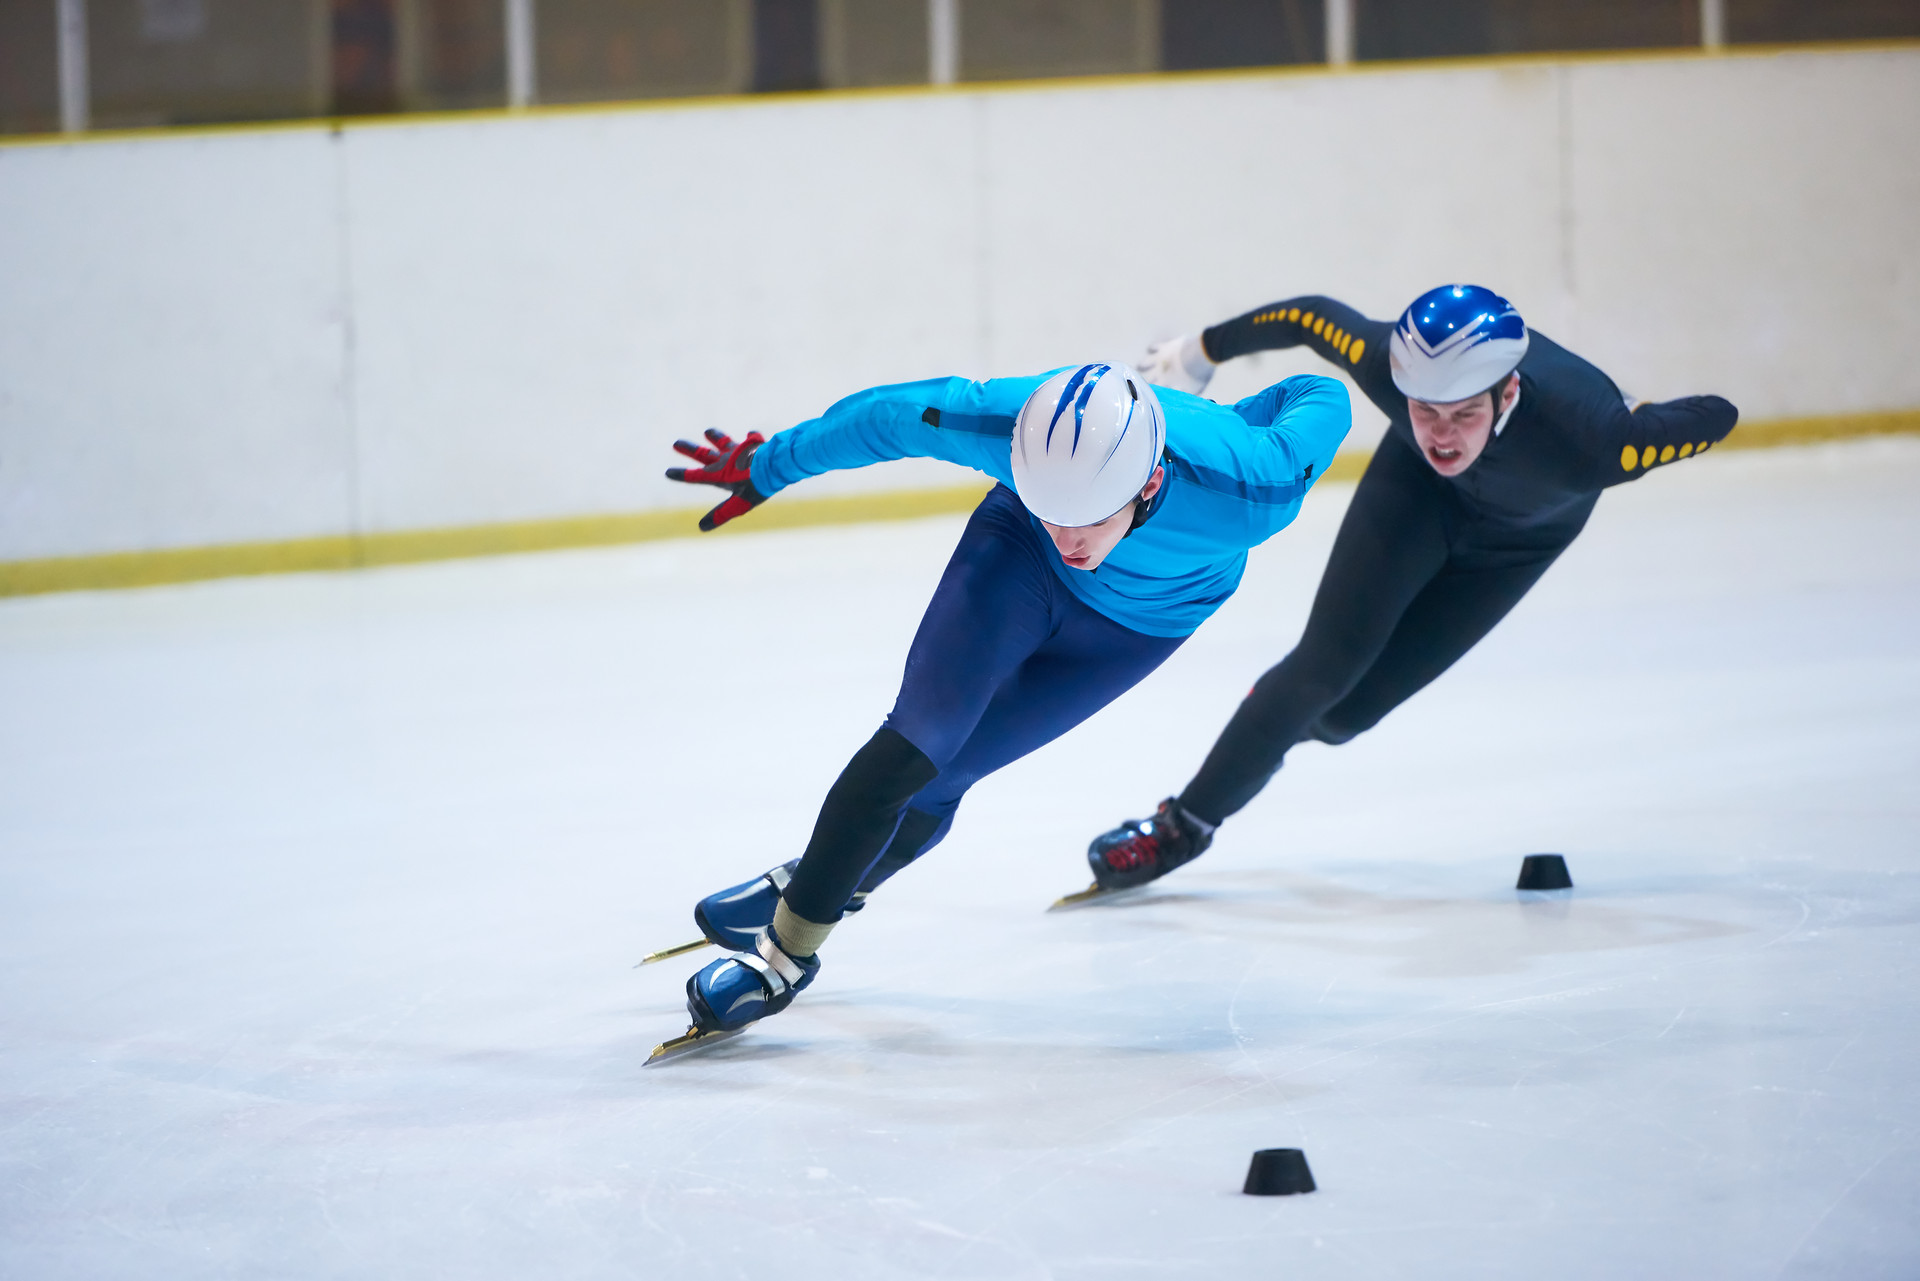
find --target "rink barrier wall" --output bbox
[0,415,1911,599]
[4,43,1917,571]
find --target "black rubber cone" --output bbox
[1516,853,1573,891]
[1243,1148,1315,1196]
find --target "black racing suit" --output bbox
[1177,296,1740,825]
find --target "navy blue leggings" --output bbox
[780,485,1186,923]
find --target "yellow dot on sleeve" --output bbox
[1302,312,1316,330]
[1349,338,1365,363]
[1337,332,1350,354]
[1287,308,1300,322]
[1697,441,1710,453]
[1678,442,1693,457]
[1642,445,1658,468]
[1659,444,1676,463]
[1621,445,1639,471]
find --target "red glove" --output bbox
[666,429,768,532]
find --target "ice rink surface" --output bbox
[3,439,1918,1279]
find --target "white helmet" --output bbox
[1010,363,1166,527]
[1387,284,1530,404]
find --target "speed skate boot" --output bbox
[692,861,796,953]
[637,862,870,968]
[685,926,820,1034]
[1087,798,1214,891]
[693,862,868,952]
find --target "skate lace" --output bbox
[1103,825,1164,872]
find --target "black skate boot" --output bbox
[1086,797,1214,891]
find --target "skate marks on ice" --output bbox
[631,859,1776,1074]
[1772,1135,1920,1280]
[1058,859,1759,979]
[629,986,1333,1149]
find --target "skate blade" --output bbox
[1047,882,1143,911]
[645,1024,752,1066]
[633,938,715,968]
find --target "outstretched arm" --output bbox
[1202,295,1387,371]
[1142,295,1394,412]
[664,374,1043,530]
[1600,393,1740,488]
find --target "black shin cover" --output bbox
[782,728,938,924]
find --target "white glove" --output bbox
[1138,333,1216,395]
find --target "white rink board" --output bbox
[1,47,1918,558]
[1,440,1916,1278]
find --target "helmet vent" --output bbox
[1126,380,1138,400]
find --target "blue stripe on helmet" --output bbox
[1046,365,1096,450]
[1046,364,1109,454]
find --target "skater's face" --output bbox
[1040,466,1165,572]
[1407,375,1517,476]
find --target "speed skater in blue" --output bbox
[641,359,1351,1061]
[1076,284,1740,899]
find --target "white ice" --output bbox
[3,440,1918,1279]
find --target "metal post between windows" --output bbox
[506,0,536,107]
[928,0,958,85]
[1701,0,1726,50]
[57,0,89,132]
[1325,0,1353,67]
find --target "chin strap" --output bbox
[1491,381,1523,437]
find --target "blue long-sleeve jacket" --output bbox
[750,372,1352,637]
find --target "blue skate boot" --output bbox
[646,927,820,1063]
[636,861,868,967]
[687,927,820,1032]
[692,861,797,953]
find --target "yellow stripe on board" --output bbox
[0,484,995,598]
[2,409,1914,599]
[1712,408,1920,450]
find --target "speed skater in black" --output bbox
[1085,284,1739,891]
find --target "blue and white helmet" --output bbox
[1010,363,1166,527]
[1388,285,1529,404]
